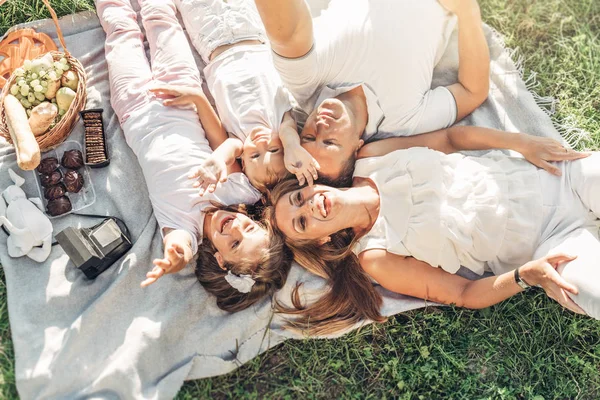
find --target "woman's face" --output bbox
[274,184,347,242]
[205,210,269,266]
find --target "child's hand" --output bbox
[284,144,320,186]
[188,156,228,196]
[141,233,193,288]
[149,85,205,108]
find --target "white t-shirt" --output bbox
[273,0,458,139]
[122,101,262,254]
[204,44,293,142]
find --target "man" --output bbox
[254,0,490,183]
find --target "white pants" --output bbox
[533,152,600,318]
[174,0,266,64]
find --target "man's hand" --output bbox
[520,253,586,315]
[141,231,193,288]
[149,85,205,108]
[188,156,228,196]
[284,144,320,186]
[515,135,590,176]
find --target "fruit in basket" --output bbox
[30,53,53,75]
[3,94,41,170]
[63,169,84,193]
[56,87,76,114]
[61,69,79,91]
[45,78,61,100]
[28,102,58,136]
[61,149,84,170]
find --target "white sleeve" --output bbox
[412,86,458,134]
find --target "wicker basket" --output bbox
[0,0,87,151]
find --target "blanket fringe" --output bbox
[489,27,591,148]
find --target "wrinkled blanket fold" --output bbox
[0,3,563,399]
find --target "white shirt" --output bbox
[273,0,458,139]
[204,44,293,142]
[122,102,262,254]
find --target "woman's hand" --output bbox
[149,85,205,108]
[514,135,590,176]
[520,253,586,315]
[141,231,193,288]
[187,156,228,196]
[284,144,320,186]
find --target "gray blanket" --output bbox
[0,3,564,399]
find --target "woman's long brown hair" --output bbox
[266,179,386,336]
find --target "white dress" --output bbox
[353,147,587,275]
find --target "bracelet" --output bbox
[514,267,532,290]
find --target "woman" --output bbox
[97,0,292,309]
[268,125,600,335]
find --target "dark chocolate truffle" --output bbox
[44,183,66,200]
[63,169,84,193]
[61,150,84,169]
[37,157,59,174]
[40,170,62,187]
[46,196,72,216]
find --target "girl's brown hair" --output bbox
[196,203,293,313]
[266,179,386,336]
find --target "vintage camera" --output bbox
[56,217,132,279]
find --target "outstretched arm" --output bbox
[358,125,589,176]
[439,0,490,121]
[188,138,243,196]
[359,250,584,313]
[254,0,314,58]
[141,229,194,288]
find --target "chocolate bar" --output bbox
[80,108,110,168]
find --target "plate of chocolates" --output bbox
[33,140,96,217]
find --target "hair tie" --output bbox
[225,270,255,293]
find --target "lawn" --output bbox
[1,0,600,398]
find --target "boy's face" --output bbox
[242,127,288,189]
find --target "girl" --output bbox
[268,126,599,335]
[150,0,320,193]
[97,0,292,310]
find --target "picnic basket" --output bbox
[0,0,87,151]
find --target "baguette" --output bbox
[4,94,41,170]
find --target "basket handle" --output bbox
[41,0,70,57]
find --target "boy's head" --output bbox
[241,126,290,191]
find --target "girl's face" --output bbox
[205,210,269,267]
[242,127,288,189]
[274,184,346,242]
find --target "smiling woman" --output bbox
[268,129,600,335]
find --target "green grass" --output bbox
[1,0,600,398]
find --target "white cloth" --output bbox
[122,101,262,253]
[177,0,293,142]
[273,0,458,139]
[352,148,545,275]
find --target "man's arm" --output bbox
[254,0,314,58]
[440,0,490,121]
[358,125,589,175]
